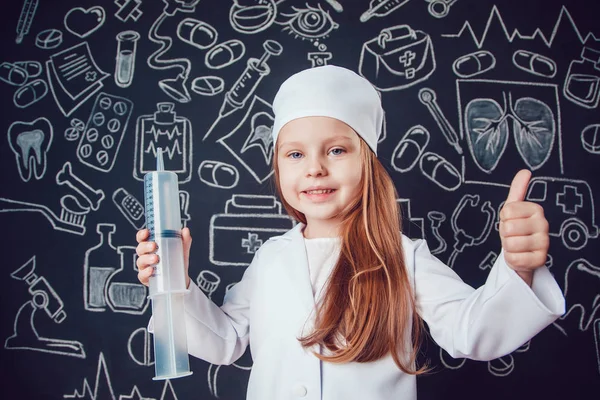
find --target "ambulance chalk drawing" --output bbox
[524,177,598,250]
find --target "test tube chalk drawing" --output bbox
[115,31,140,88]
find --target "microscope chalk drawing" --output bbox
[144,147,192,380]
[5,256,86,358]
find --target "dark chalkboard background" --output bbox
[1,0,599,399]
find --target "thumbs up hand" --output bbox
[499,170,549,286]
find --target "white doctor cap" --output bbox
[271,65,384,155]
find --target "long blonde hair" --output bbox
[273,138,427,374]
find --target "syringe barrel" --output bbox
[143,168,192,380]
[144,170,188,295]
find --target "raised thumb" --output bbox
[505,169,532,203]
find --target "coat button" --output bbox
[292,384,307,397]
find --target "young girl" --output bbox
[136,65,565,399]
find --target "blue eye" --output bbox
[288,152,303,159]
[329,148,345,156]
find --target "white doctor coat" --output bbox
[149,223,565,399]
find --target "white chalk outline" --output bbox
[83,223,119,312]
[77,93,134,173]
[64,352,116,399]
[127,327,155,367]
[452,50,496,78]
[205,39,246,70]
[557,259,600,333]
[5,256,86,359]
[427,210,447,255]
[113,188,146,230]
[115,31,140,88]
[209,194,295,266]
[119,386,155,400]
[63,6,106,39]
[447,194,495,268]
[114,0,143,22]
[229,0,277,34]
[46,42,110,117]
[105,246,150,315]
[56,162,106,211]
[456,79,564,187]
[16,0,39,44]
[391,125,430,173]
[442,5,599,48]
[217,96,275,184]
[581,124,600,154]
[133,103,193,183]
[177,18,218,50]
[359,25,436,92]
[524,177,598,250]
[198,160,240,189]
[512,50,557,78]
[8,117,53,182]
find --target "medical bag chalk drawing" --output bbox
[209,195,295,266]
[359,25,436,91]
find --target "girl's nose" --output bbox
[306,156,327,177]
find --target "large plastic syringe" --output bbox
[144,147,192,380]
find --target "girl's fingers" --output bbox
[503,250,547,271]
[136,229,150,243]
[136,254,159,270]
[499,217,549,238]
[137,264,154,286]
[136,241,157,257]
[501,232,549,253]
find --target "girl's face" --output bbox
[276,116,363,238]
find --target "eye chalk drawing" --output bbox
[277,3,338,47]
